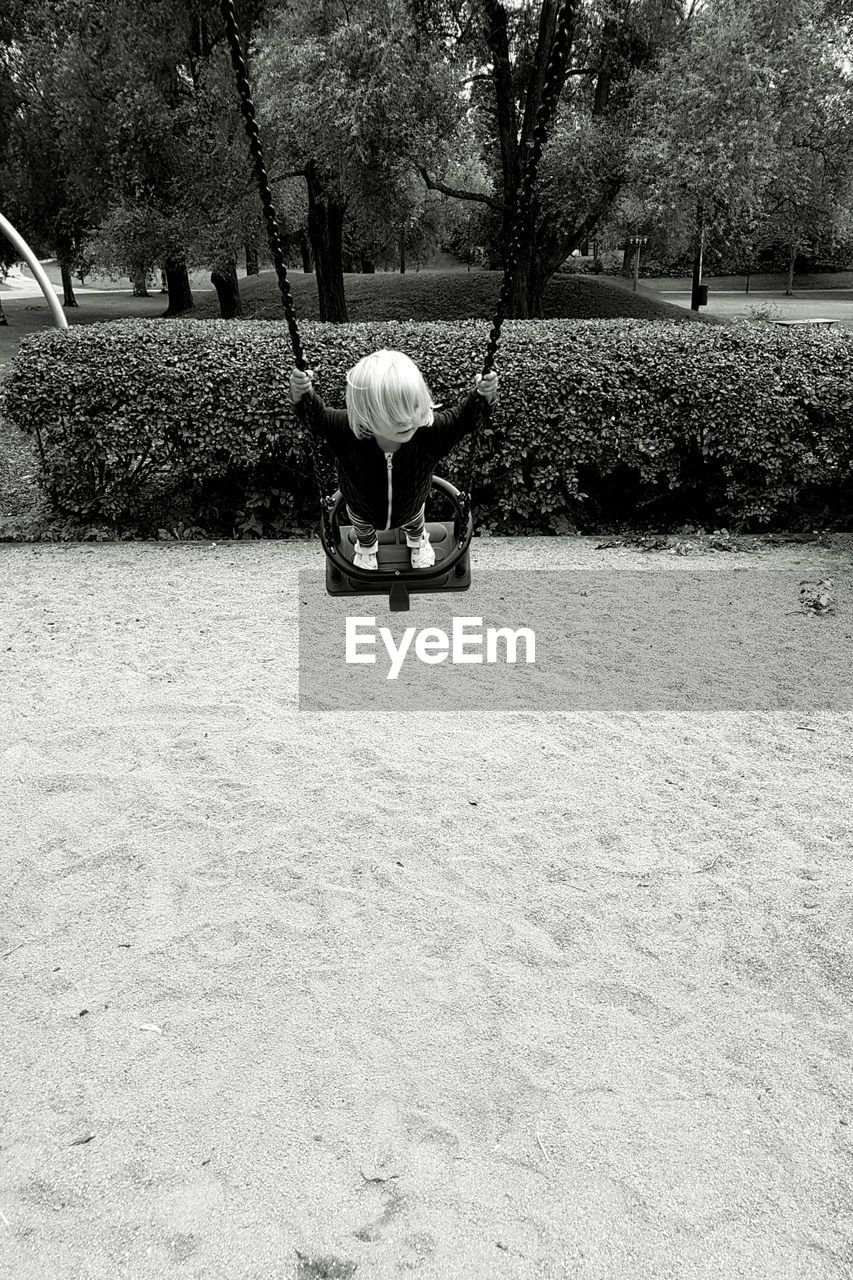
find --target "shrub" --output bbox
[557,256,596,274]
[4,316,853,536]
[743,301,783,325]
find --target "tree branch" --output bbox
[418,167,507,213]
[520,0,578,149]
[520,0,559,149]
[540,176,625,277]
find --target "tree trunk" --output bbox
[620,240,633,277]
[785,243,796,296]
[299,230,314,273]
[529,271,548,317]
[245,243,259,275]
[160,268,168,293]
[489,0,577,317]
[211,259,242,318]
[526,246,551,318]
[507,236,533,315]
[503,212,600,318]
[60,262,78,308]
[399,228,406,275]
[163,258,194,316]
[593,17,619,116]
[0,296,7,326]
[305,165,347,322]
[505,216,562,318]
[360,257,375,273]
[131,269,150,297]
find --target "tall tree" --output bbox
[254,0,459,320]
[418,0,686,316]
[53,0,277,317]
[0,0,24,324]
[628,0,781,306]
[4,0,96,306]
[626,0,853,296]
[758,0,853,291]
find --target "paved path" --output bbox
[621,275,853,330]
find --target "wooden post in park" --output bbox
[691,202,706,312]
[0,211,68,329]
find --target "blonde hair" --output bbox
[345,349,435,440]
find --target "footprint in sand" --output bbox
[295,1251,357,1279]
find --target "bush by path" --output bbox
[4,316,852,538]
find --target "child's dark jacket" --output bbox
[301,388,487,528]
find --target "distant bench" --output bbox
[772,317,838,328]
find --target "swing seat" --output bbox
[322,476,472,611]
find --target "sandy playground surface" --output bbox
[1,535,852,1280]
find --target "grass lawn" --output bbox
[189,268,716,325]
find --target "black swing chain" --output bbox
[219,0,338,545]
[222,0,574,546]
[456,0,576,537]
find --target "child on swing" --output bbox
[290,349,498,569]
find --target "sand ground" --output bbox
[2,536,852,1280]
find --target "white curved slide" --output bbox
[0,211,69,329]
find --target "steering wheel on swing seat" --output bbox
[323,475,473,612]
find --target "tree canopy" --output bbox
[1,0,850,320]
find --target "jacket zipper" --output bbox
[384,452,393,531]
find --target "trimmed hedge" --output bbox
[4,316,853,535]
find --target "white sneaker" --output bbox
[409,530,435,569]
[353,541,378,570]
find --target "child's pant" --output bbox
[346,504,426,551]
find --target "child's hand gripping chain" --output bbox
[290,368,314,403]
[475,370,498,404]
